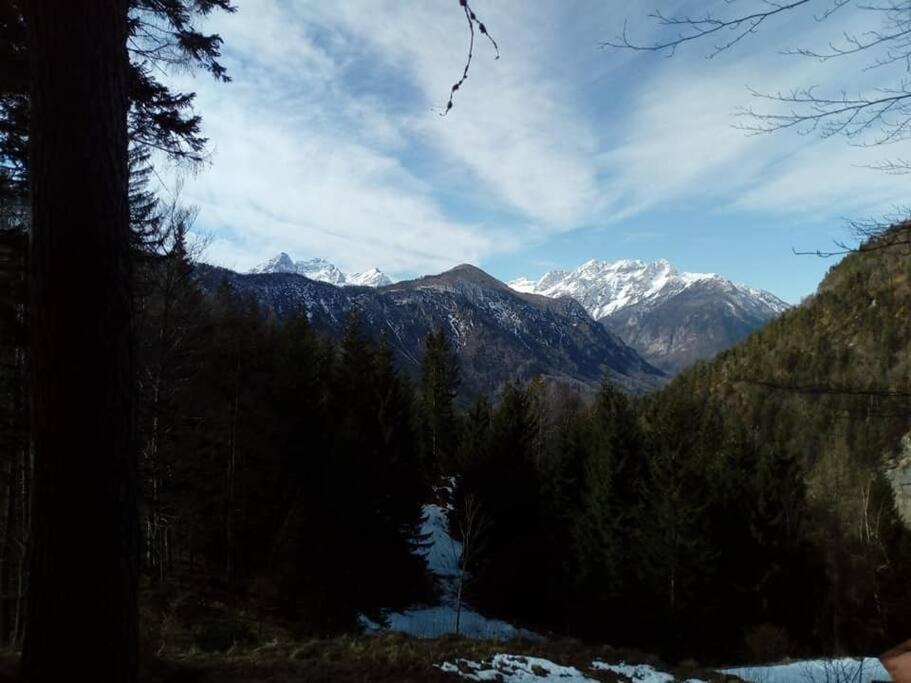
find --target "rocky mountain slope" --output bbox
[510,259,788,374]
[196,263,665,397]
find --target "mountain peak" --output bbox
[448,263,489,276]
[397,263,510,293]
[250,253,391,288]
[440,263,509,287]
[250,252,296,274]
[349,268,393,288]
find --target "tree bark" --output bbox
[21,2,138,681]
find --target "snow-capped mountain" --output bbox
[197,262,666,397]
[509,258,788,319]
[248,252,297,275]
[250,253,390,288]
[509,259,789,374]
[348,268,393,288]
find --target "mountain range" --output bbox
[197,262,666,397]
[239,253,789,384]
[509,259,789,374]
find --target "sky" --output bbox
[166,0,911,304]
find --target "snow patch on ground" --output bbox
[362,500,537,640]
[438,654,597,682]
[421,503,461,578]
[720,657,890,683]
[592,660,698,682]
[363,605,533,641]
[439,655,708,682]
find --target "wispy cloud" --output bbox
[169,0,911,290]
[596,2,911,222]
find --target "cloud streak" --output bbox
[167,0,911,288]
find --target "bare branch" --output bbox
[441,0,499,116]
[863,157,911,172]
[792,218,911,256]
[602,1,815,58]
[779,1,911,70]
[606,2,911,158]
[732,84,911,146]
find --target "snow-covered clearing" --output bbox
[719,657,890,683]
[362,498,537,640]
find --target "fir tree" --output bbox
[419,328,461,475]
[462,384,544,622]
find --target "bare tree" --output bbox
[453,493,487,635]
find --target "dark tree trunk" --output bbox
[21,3,138,682]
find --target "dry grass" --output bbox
[0,632,743,682]
[132,581,741,682]
[138,631,741,682]
[0,580,742,682]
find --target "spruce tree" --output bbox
[463,384,544,621]
[456,396,492,470]
[636,390,716,655]
[1,0,236,203]
[419,328,460,474]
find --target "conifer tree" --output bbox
[542,396,614,633]
[419,328,461,474]
[456,396,492,470]
[462,384,544,621]
[636,390,716,654]
[590,384,646,537]
[1,0,236,205]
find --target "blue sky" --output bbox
[170,0,911,304]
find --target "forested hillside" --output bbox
[444,227,911,663]
[673,226,911,535]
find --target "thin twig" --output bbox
[441,0,499,116]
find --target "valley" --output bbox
[5,1,911,680]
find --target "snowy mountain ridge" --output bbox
[508,258,788,320]
[250,253,392,288]
[509,258,790,374]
